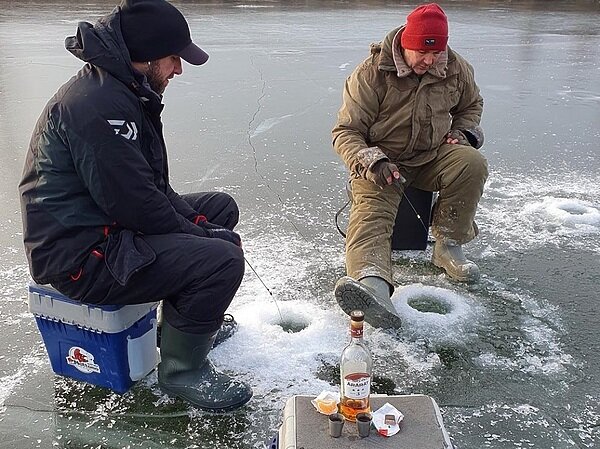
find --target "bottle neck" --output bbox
[350,322,364,342]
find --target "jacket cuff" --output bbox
[193,214,207,225]
[357,146,389,172]
[460,126,484,149]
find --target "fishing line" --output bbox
[334,179,432,240]
[243,59,342,316]
[393,180,431,235]
[244,256,283,321]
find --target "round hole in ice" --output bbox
[407,294,452,315]
[391,284,481,345]
[557,203,588,215]
[277,317,310,333]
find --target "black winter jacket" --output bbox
[19,6,208,285]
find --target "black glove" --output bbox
[206,227,242,247]
[193,215,242,246]
[366,160,401,187]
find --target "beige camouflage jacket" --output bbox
[332,26,484,177]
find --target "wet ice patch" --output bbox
[0,352,46,411]
[0,370,26,411]
[391,284,482,346]
[446,402,582,449]
[475,288,573,376]
[556,88,600,105]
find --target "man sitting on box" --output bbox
[332,3,488,328]
[19,0,251,412]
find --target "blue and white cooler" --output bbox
[28,283,159,394]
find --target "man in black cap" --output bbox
[19,0,252,411]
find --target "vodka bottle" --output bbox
[339,310,372,422]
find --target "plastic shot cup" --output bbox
[356,412,372,438]
[328,413,345,438]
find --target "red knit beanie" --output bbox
[400,3,448,52]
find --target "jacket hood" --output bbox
[65,6,137,88]
[373,26,448,79]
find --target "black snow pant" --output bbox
[51,192,244,334]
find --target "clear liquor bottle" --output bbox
[339,310,373,422]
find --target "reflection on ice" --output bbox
[250,115,294,138]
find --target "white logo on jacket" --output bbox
[107,120,138,140]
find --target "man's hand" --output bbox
[366,160,403,187]
[195,216,242,247]
[206,228,242,247]
[446,129,470,146]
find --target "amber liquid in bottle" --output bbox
[339,310,373,422]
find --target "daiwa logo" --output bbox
[107,120,138,140]
[66,346,101,374]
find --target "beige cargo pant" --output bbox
[346,144,488,287]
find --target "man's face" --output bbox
[146,55,183,95]
[403,49,443,75]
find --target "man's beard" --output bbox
[146,61,166,95]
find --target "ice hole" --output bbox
[391,284,480,345]
[276,317,310,333]
[558,203,587,215]
[407,295,452,315]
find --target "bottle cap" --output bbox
[350,310,365,321]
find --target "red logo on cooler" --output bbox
[71,348,88,363]
[66,346,101,374]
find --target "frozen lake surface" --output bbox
[0,1,599,448]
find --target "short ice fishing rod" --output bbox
[334,176,430,239]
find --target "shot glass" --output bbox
[328,413,345,438]
[356,412,372,438]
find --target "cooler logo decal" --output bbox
[66,347,101,374]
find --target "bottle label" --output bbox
[351,327,363,338]
[343,372,371,399]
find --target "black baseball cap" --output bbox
[120,0,208,65]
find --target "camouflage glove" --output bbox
[446,129,470,146]
[366,160,402,188]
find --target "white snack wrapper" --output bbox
[372,402,404,437]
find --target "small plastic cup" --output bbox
[356,412,372,438]
[328,413,345,438]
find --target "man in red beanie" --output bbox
[19,0,252,411]
[332,3,488,328]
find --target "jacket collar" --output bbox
[376,26,448,79]
[65,6,162,110]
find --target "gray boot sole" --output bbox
[335,277,402,329]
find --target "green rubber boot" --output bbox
[158,320,252,412]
